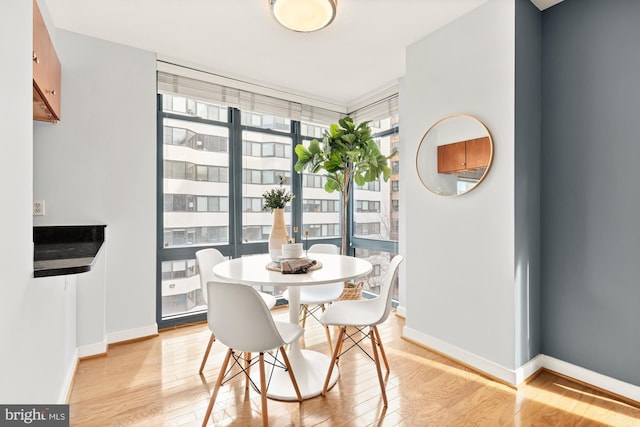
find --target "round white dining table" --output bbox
[212,252,372,401]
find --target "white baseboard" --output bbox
[402,326,518,385]
[107,323,158,345]
[77,339,108,358]
[515,354,544,384]
[402,326,640,403]
[395,305,406,318]
[542,355,640,403]
[76,324,158,357]
[58,348,78,404]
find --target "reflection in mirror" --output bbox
[416,114,493,196]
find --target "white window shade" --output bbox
[158,63,396,125]
[348,93,399,124]
[158,70,342,124]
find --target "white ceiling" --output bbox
[43,0,563,108]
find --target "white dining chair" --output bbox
[282,243,344,353]
[201,281,303,427]
[195,248,277,374]
[319,255,403,407]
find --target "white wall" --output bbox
[401,0,517,375]
[0,0,77,404]
[33,31,157,348]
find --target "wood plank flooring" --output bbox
[69,308,640,426]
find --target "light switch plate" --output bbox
[33,200,45,216]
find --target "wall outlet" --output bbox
[33,200,46,216]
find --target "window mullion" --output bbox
[229,107,243,258]
[290,121,303,244]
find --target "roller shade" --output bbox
[158,70,342,125]
[349,93,399,124]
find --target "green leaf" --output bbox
[294,159,306,172]
[324,178,339,193]
[356,120,371,130]
[308,139,322,155]
[346,150,360,160]
[341,134,356,145]
[382,165,392,181]
[324,159,342,173]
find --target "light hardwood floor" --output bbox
[69,308,640,426]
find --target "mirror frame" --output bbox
[416,114,494,197]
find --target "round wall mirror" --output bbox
[416,114,494,196]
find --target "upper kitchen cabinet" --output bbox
[437,136,491,174]
[33,0,61,122]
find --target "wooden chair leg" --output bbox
[323,326,345,395]
[279,346,302,401]
[301,304,308,328]
[244,352,252,390]
[202,348,231,426]
[259,353,268,427]
[320,305,333,354]
[323,325,333,355]
[369,328,388,407]
[335,326,346,366]
[199,333,216,374]
[372,326,390,372]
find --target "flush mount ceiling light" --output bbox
[270,0,337,32]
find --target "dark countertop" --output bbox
[34,225,106,278]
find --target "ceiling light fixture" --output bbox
[270,0,337,33]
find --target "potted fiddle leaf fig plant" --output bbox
[294,117,393,255]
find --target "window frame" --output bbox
[157,94,399,328]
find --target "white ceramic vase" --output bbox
[268,208,289,261]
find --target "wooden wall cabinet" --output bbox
[437,136,491,174]
[33,0,61,122]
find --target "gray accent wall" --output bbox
[514,0,541,367]
[541,0,640,385]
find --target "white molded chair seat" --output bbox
[319,255,403,407]
[317,298,383,327]
[282,243,343,352]
[201,281,303,427]
[195,248,276,374]
[288,284,343,305]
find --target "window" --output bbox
[355,222,381,236]
[241,111,291,132]
[304,223,340,238]
[354,249,400,301]
[303,199,340,213]
[164,194,228,212]
[303,174,328,188]
[157,69,399,327]
[164,126,228,152]
[392,161,400,174]
[357,180,380,192]
[163,96,228,122]
[163,226,228,246]
[241,129,293,243]
[243,169,291,185]
[353,133,395,240]
[242,140,290,158]
[355,200,381,213]
[392,181,399,192]
[162,113,230,250]
[300,132,341,241]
